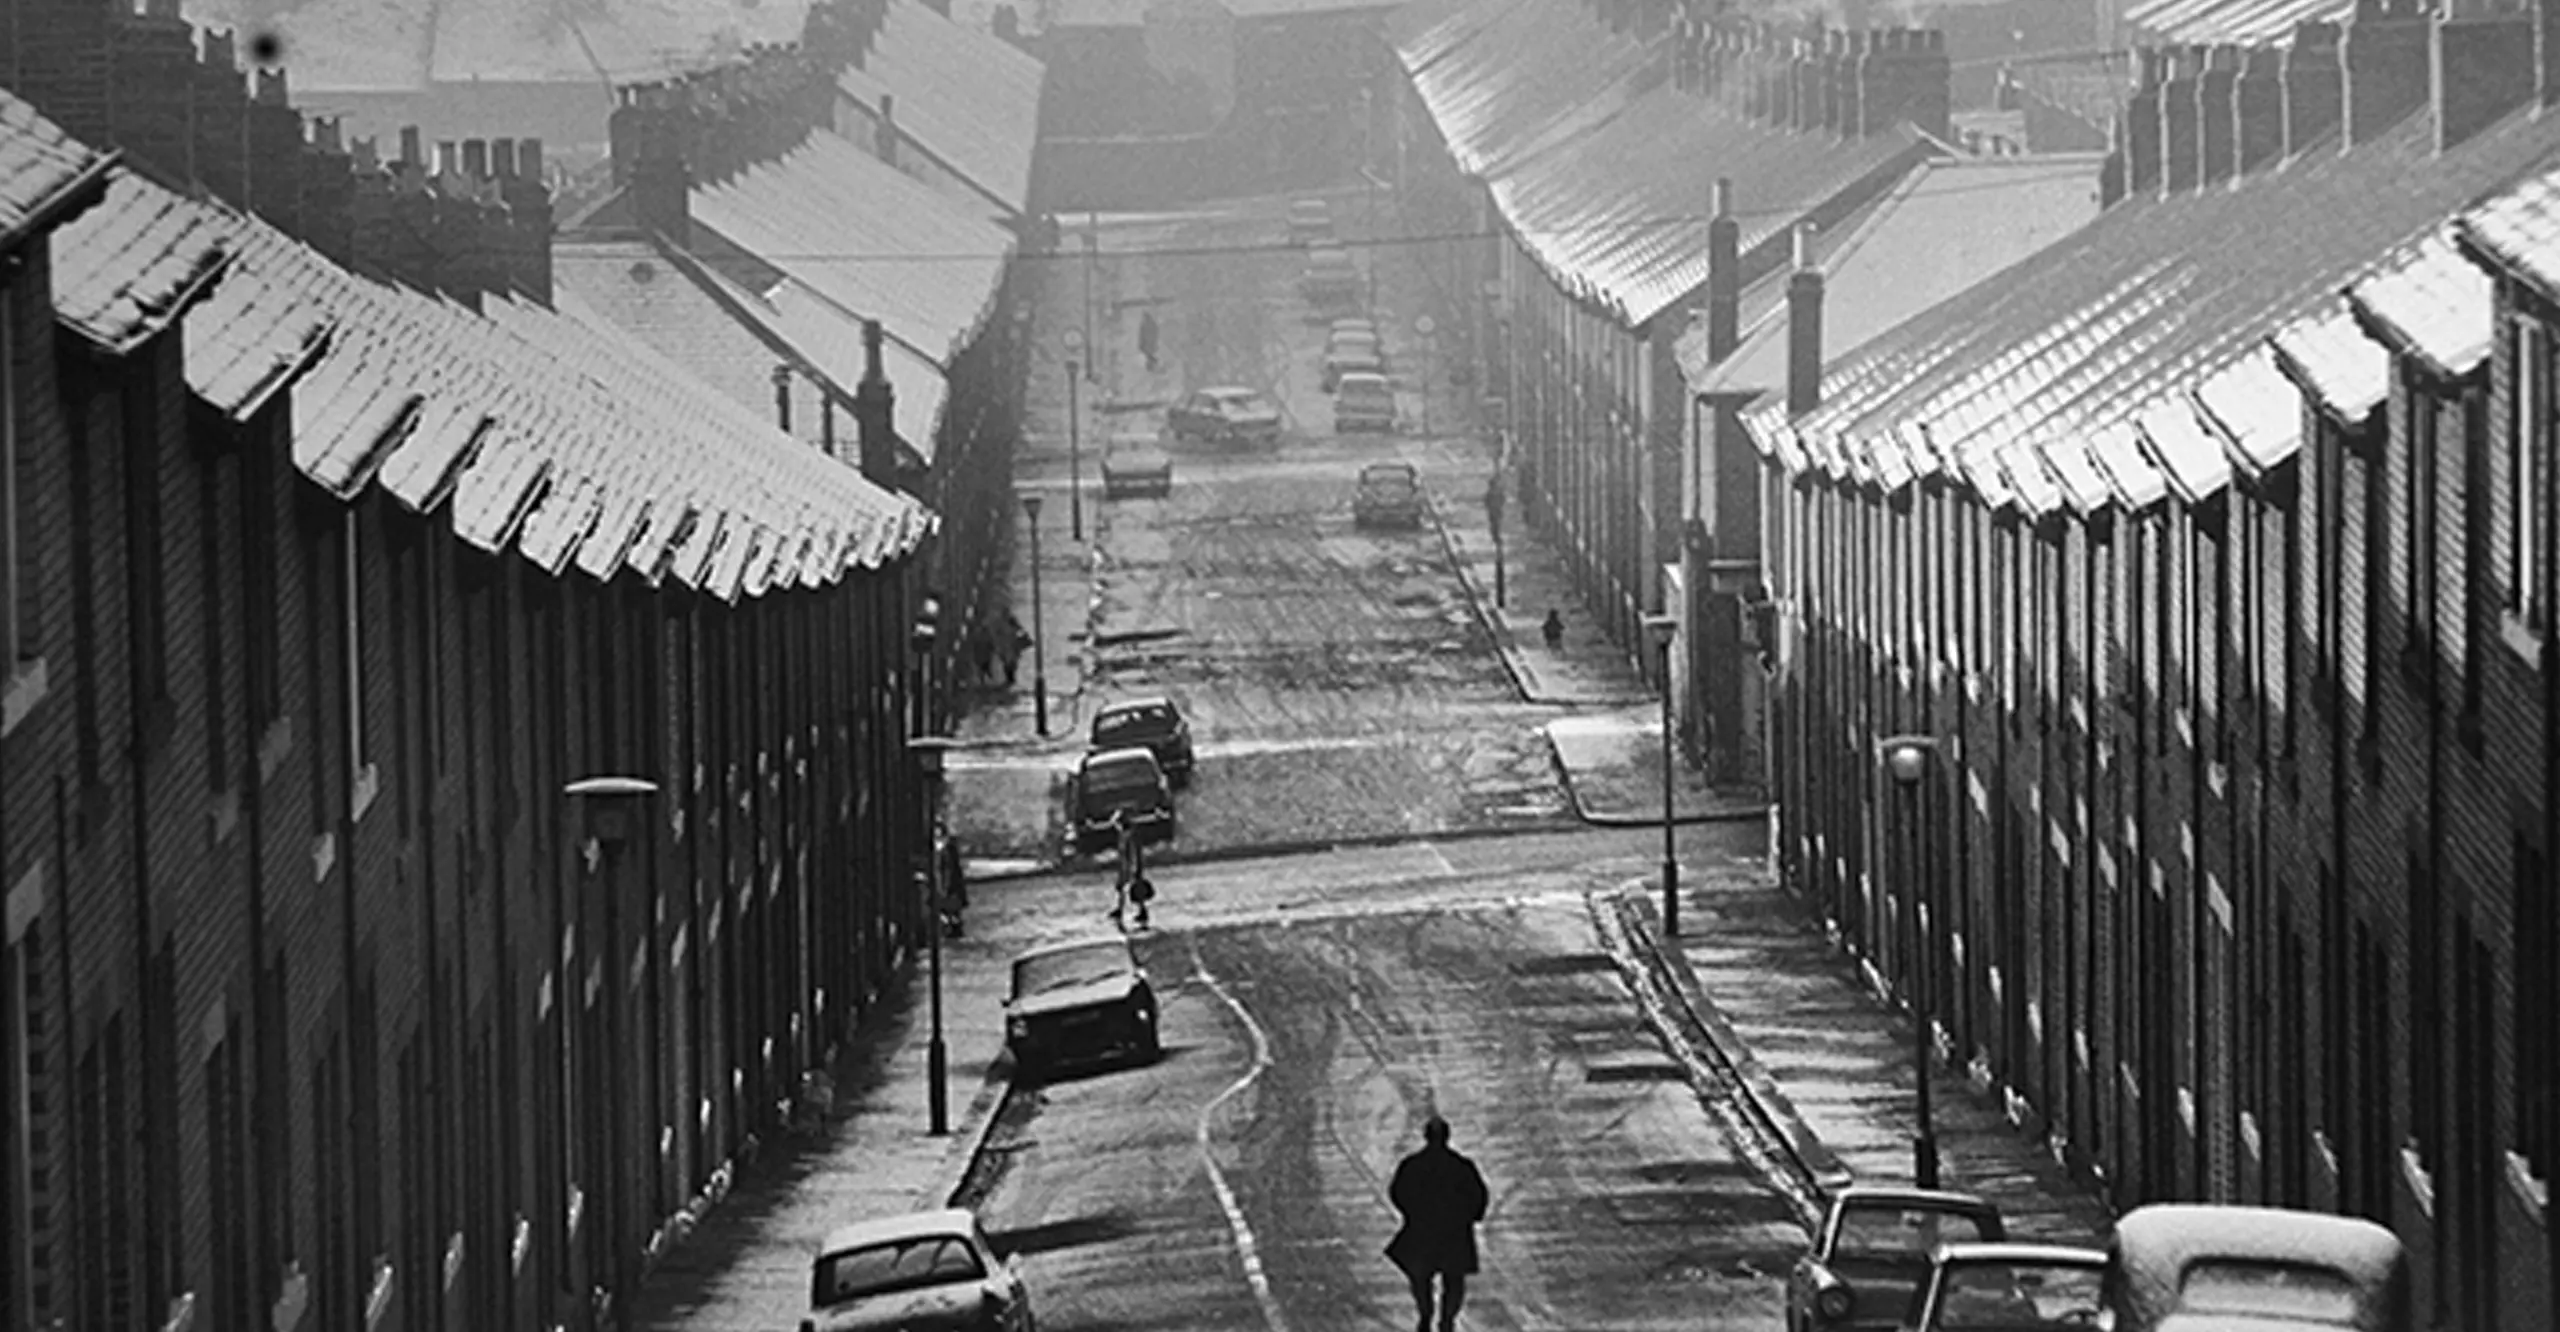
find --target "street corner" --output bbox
[1543,710,1773,826]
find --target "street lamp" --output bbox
[908,735,958,1136]
[1643,614,1680,937]
[1062,330,1086,543]
[563,774,661,1332]
[1413,314,1436,437]
[1021,494,1050,737]
[1879,733,1942,1188]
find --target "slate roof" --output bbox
[2191,348,2302,479]
[2271,300,2392,423]
[51,167,235,354]
[2457,158,2560,306]
[1398,0,1655,183]
[553,234,948,460]
[836,0,1045,217]
[184,213,338,421]
[1682,152,2104,395]
[0,89,111,250]
[2347,227,2495,380]
[693,127,1014,364]
[1745,104,2560,515]
[2120,0,2351,47]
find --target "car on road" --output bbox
[1332,371,1398,434]
[1787,1186,2006,1332]
[2103,1204,2410,1332]
[1004,934,1161,1079]
[1101,441,1173,498]
[1353,461,1427,529]
[799,1207,1033,1332]
[1287,197,1333,246]
[1166,386,1284,445]
[1329,315,1378,340]
[1908,1241,2108,1332]
[1322,331,1386,390]
[1300,245,1362,305]
[1090,694,1195,782]
[1069,746,1175,854]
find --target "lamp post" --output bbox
[908,735,957,1136]
[1062,331,1086,542]
[1022,494,1050,737]
[1643,614,1680,937]
[1880,733,1942,1188]
[1413,314,1435,437]
[563,774,661,1332]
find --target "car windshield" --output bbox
[2174,1260,2362,1323]
[1931,1261,2104,1329]
[1082,755,1159,792]
[1214,392,1271,414]
[1014,941,1135,995]
[1834,1206,1994,1258]
[1094,705,1177,743]
[811,1234,982,1308]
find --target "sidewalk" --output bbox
[1604,856,2117,1244]
[624,935,1019,1331]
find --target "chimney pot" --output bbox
[400,125,423,166]
[1706,178,1741,362]
[2233,44,2285,176]
[855,319,900,487]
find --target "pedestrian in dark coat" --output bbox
[968,623,998,688]
[1385,1116,1489,1332]
[1137,309,1161,371]
[1540,608,1565,651]
[1000,609,1030,687]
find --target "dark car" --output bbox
[1090,695,1195,781]
[1003,935,1160,1079]
[1353,461,1427,528]
[1787,1186,2006,1332]
[1166,386,1284,446]
[1069,746,1174,854]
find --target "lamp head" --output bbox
[563,775,661,849]
[1879,735,1937,787]
[910,735,957,779]
[1023,493,1043,520]
[1642,613,1678,648]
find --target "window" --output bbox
[2519,840,2555,1185]
[2509,320,2549,632]
[342,508,372,803]
[2406,380,2439,654]
[199,447,231,789]
[3,287,25,680]
[122,366,169,727]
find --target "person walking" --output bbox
[968,622,997,689]
[1385,1116,1489,1332]
[1000,609,1030,688]
[1137,309,1161,372]
[1540,608,1565,651]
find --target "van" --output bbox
[1332,371,1397,434]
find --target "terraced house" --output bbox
[1,19,956,1332]
[1744,0,2559,1325]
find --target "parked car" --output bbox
[1069,746,1174,854]
[1090,694,1195,781]
[1300,245,1362,305]
[1101,441,1173,498]
[1287,197,1333,246]
[1908,1241,2108,1332]
[1353,461,1427,529]
[2104,1204,2410,1332]
[799,1207,1033,1332]
[1166,385,1284,445]
[1787,1186,2006,1332]
[1004,934,1161,1079]
[1329,315,1378,340]
[1332,371,1397,434]
[1322,332,1386,390]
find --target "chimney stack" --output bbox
[876,93,899,167]
[2232,44,2284,177]
[2158,46,2203,193]
[245,67,304,235]
[300,118,356,267]
[2541,0,2560,107]
[854,319,901,486]
[498,138,554,306]
[2341,0,2433,149]
[1785,224,1824,418]
[1857,28,1952,138]
[2284,21,2345,156]
[2124,47,2167,196]
[194,29,250,207]
[114,4,200,182]
[1706,178,1740,362]
[2197,45,2242,187]
[1836,30,1868,139]
[620,85,693,247]
[2434,2,2536,152]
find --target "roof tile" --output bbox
[51,169,233,352]
[0,89,108,246]
[836,0,1044,215]
[2459,156,2560,301]
[2348,227,2494,379]
[2191,347,2303,478]
[2136,395,2234,504]
[2271,300,2392,422]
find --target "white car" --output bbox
[799,1207,1034,1332]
